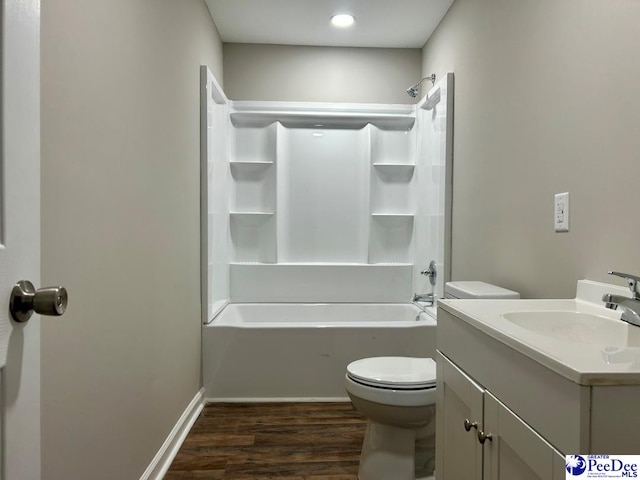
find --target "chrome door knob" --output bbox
[10,280,68,323]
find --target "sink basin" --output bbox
[438,280,640,383]
[502,311,640,347]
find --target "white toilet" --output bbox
[344,281,519,480]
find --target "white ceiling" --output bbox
[204,0,455,49]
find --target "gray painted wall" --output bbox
[39,0,640,475]
[422,0,640,298]
[224,43,422,104]
[40,1,223,478]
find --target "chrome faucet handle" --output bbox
[420,260,437,287]
[602,293,617,310]
[608,271,640,299]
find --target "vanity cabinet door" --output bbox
[483,392,566,480]
[436,352,484,480]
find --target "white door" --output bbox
[2,0,42,479]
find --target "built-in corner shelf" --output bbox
[230,212,275,229]
[230,211,274,221]
[230,160,274,166]
[371,213,415,226]
[372,163,415,181]
[372,163,415,170]
[227,103,423,267]
[371,213,414,218]
[419,86,441,110]
[230,211,274,214]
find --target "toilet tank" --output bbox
[444,281,520,299]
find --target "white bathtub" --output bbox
[203,303,437,401]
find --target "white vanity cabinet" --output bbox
[436,351,483,480]
[435,282,640,480]
[483,391,567,479]
[436,352,565,480]
[435,296,640,480]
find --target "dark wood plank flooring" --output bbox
[165,402,367,479]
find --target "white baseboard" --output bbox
[140,388,205,480]
[204,396,350,403]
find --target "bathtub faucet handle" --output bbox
[420,261,437,287]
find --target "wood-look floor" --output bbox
[165,402,367,480]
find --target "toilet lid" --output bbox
[346,357,436,389]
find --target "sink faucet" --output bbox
[602,271,640,327]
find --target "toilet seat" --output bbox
[346,357,436,390]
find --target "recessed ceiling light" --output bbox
[331,14,355,28]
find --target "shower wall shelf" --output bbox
[370,214,415,229]
[372,163,415,170]
[372,163,415,167]
[231,113,415,130]
[372,163,415,182]
[230,123,277,264]
[419,86,441,110]
[230,122,278,257]
[230,101,416,130]
[229,212,274,217]
[230,160,274,165]
[370,133,416,224]
[228,103,421,265]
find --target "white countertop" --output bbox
[438,280,640,386]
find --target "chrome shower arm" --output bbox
[406,74,436,97]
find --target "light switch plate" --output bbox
[554,192,569,232]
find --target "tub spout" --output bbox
[413,293,435,306]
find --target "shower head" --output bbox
[406,74,436,98]
[406,85,420,98]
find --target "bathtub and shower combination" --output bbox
[203,302,437,401]
[202,265,441,401]
[200,71,454,402]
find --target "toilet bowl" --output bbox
[345,357,437,480]
[345,281,520,480]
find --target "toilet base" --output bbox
[357,419,435,480]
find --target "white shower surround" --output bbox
[200,68,453,399]
[202,71,453,315]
